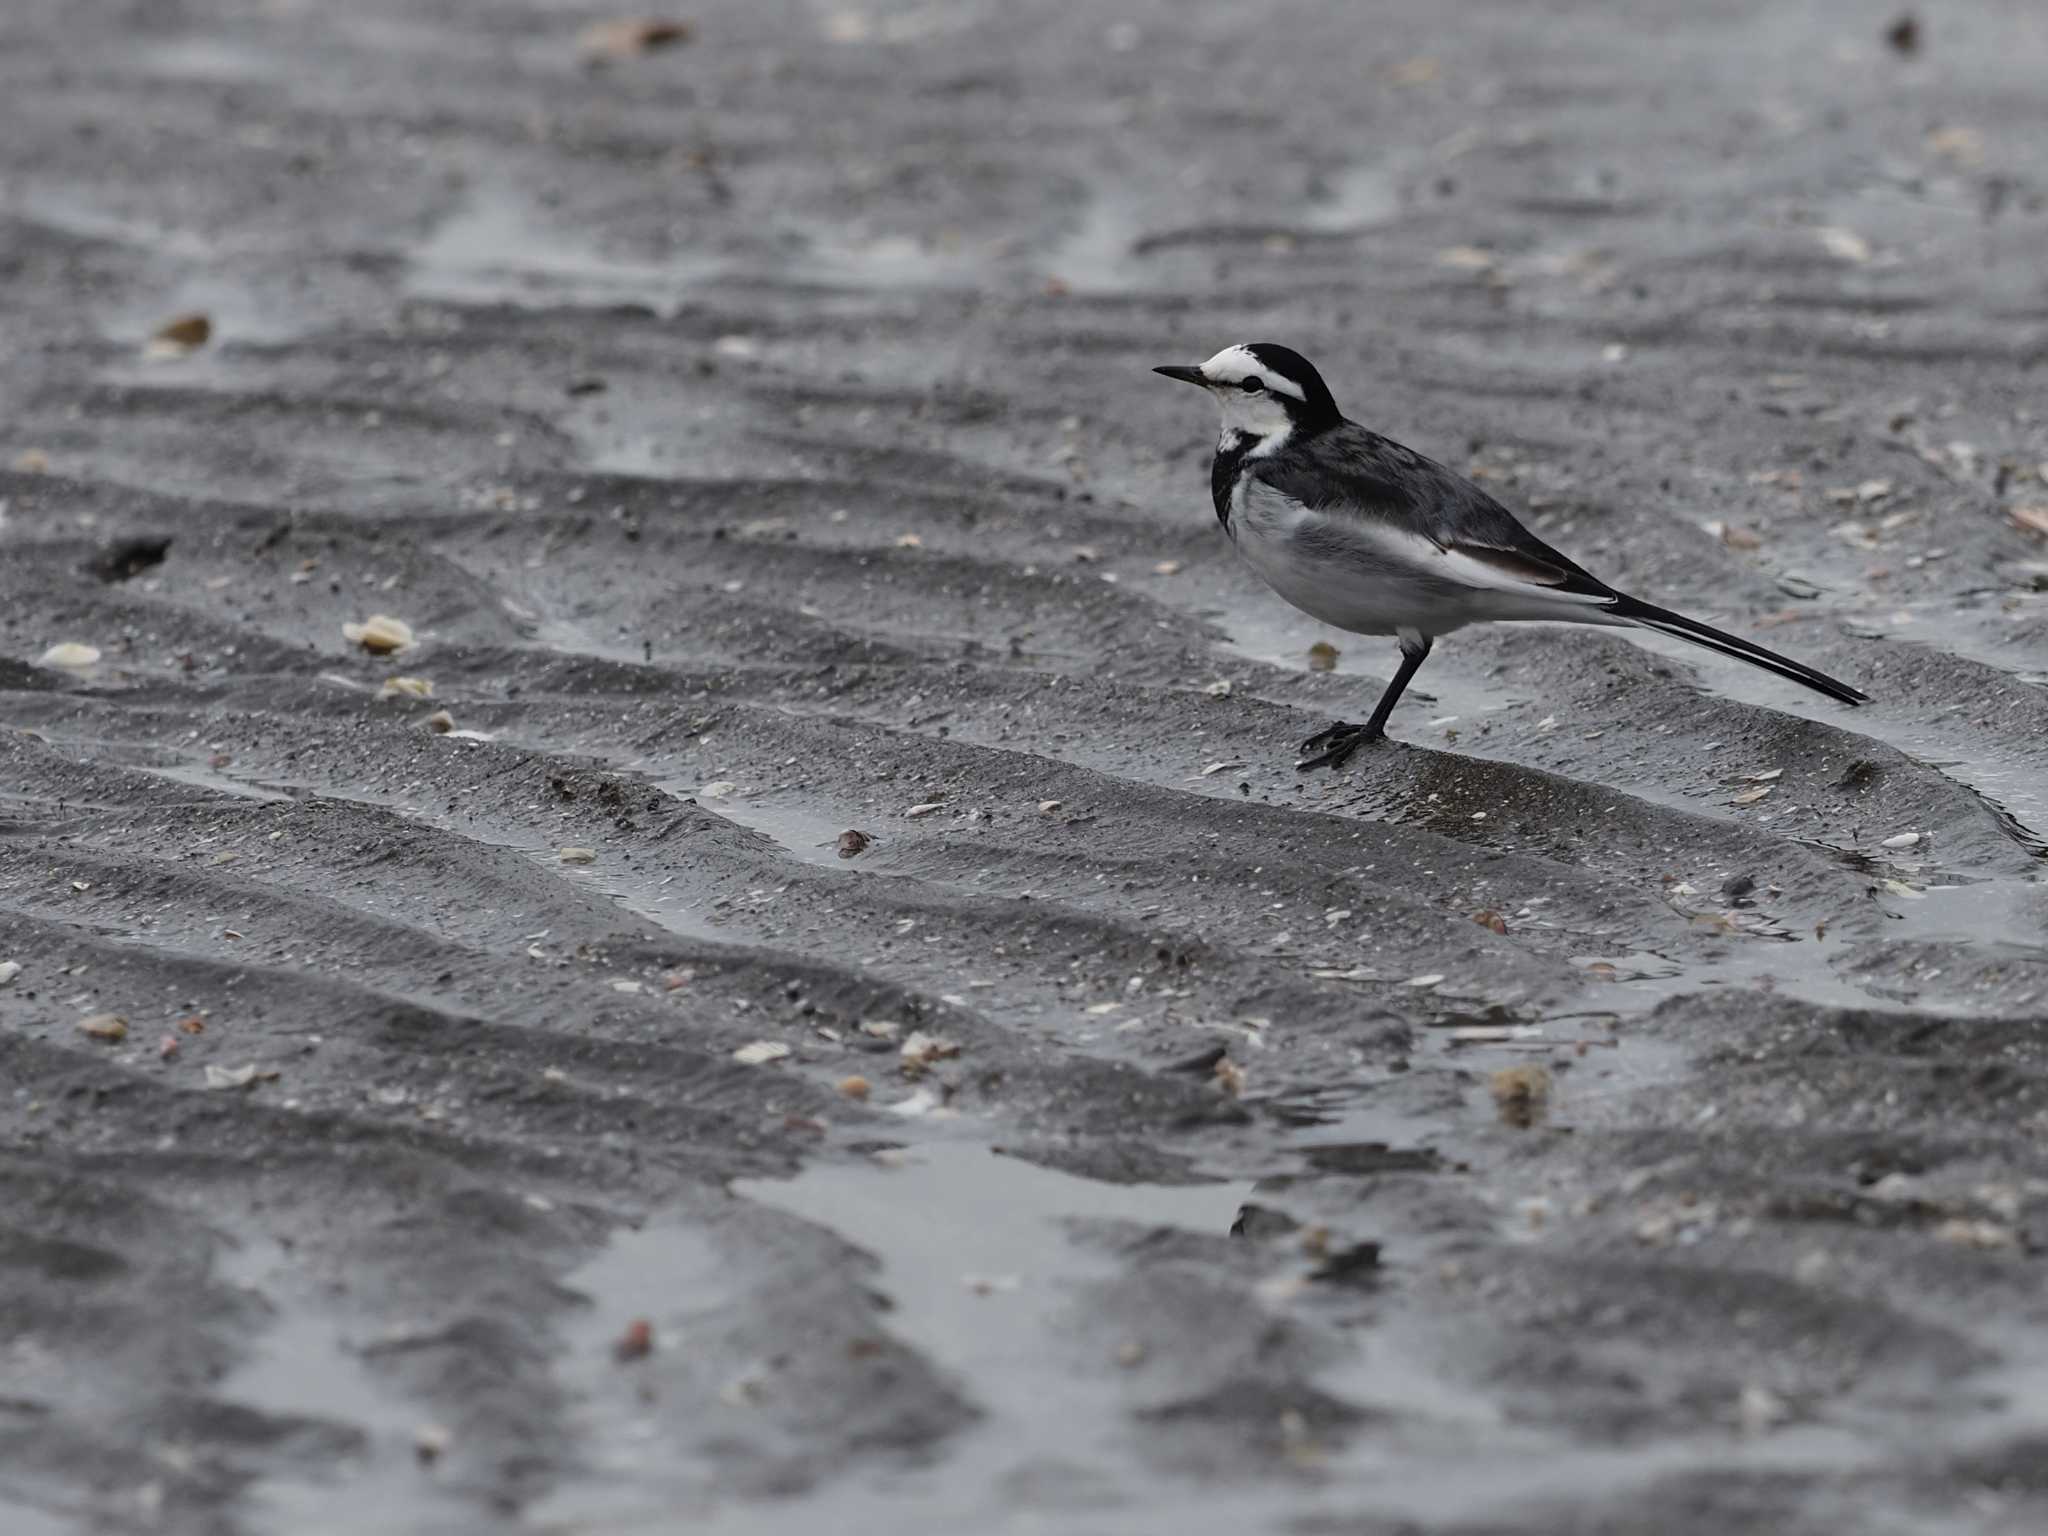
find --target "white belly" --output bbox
[1233,523,1434,635]
[1226,474,1616,638]
[1226,478,1454,636]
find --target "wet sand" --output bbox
[4,1,2048,1531]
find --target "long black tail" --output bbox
[1609,594,1869,707]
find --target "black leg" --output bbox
[1296,635,1433,771]
[1363,634,1432,733]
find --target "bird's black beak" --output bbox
[1152,364,1209,387]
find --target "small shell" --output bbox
[143,312,212,359]
[899,1032,960,1071]
[204,1063,271,1089]
[1490,1064,1552,1129]
[342,615,415,655]
[579,18,691,57]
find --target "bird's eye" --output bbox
[1240,377,1265,393]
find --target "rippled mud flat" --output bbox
[5,1,2048,1532]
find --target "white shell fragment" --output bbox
[733,1040,791,1066]
[899,1031,960,1070]
[37,642,101,669]
[204,1063,278,1089]
[343,615,415,655]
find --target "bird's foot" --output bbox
[1296,722,1385,772]
[1298,720,1355,756]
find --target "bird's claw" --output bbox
[1295,723,1384,772]
[1297,721,1354,755]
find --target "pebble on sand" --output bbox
[612,1318,655,1362]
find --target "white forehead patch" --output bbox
[1199,344,1306,401]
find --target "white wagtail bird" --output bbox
[1155,343,1869,770]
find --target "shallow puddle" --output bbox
[208,1235,434,1535]
[529,1144,1267,1532]
[682,1146,1250,1531]
[404,183,727,314]
[662,780,863,870]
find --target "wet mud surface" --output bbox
[5,1,2048,1531]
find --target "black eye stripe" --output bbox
[1240,376,1265,393]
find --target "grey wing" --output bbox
[1256,422,1618,600]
